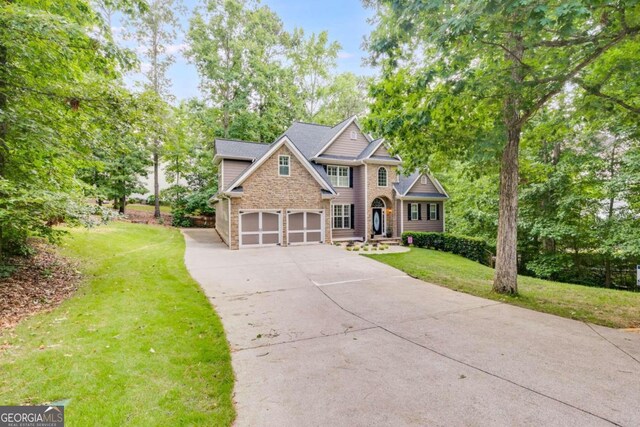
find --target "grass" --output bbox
[0,222,235,426]
[366,248,640,328]
[125,203,172,214]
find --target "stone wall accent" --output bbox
[229,145,331,249]
[365,164,399,240]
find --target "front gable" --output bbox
[227,136,335,196]
[406,173,447,195]
[373,143,391,157]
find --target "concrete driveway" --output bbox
[182,229,640,427]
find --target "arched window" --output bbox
[377,167,387,187]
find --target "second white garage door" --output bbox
[287,210,324,245]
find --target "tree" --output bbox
[315,72,371,124]
[290,30,341,121]
[126,0,181,218]
[0,0,134,261]
[187,0,302,143]
[365,1,640,293]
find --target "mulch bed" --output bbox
[0,243,81,330]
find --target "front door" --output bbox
[372,208,383,235]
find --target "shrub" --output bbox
[402,232,492,265]
[353,246,360,251]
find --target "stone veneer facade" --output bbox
[228,145,331,250]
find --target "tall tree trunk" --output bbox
[493,32,524,294]
[493,127,520,294]
[119,194,126,214]
[153,146,160,218]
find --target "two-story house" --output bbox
[211,116,448,249]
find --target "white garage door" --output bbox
[287,210,324,245]
[239,210,282,248]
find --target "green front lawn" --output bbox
[125,203,172,214]
[366,248,640,328]
[0,222,235,425]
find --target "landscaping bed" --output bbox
[0,243,81,329]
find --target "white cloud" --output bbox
[165,43,189,55]
[337,51,354,59]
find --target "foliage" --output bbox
[365,0,640,293]
[402,231,491,265]
[0,0,137,260]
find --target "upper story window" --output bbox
[350,131,357,140]
[429,203,438,220]
[278,155,290,176]
[410,203,419,221]
[377,167,388,187]
[421,175,428,185]
[327,165,350,187]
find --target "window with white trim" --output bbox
[332,204,351,229]
[377,167,388,187]
[429,203,438,220]
[350,131,357,140]
[278,155,290,176]
[327,165,349,187]
[421,175,428,185]
[410,203,419,221]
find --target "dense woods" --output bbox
[1,0,638,291]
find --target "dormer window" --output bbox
[350,131,357,140]
[421,175,428,185]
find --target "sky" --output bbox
[120,0,376,101]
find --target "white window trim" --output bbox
[377,167,388,187]
[421,175,428,185]
[332,204,352,229]
[327,165,350,188]
[410,203,419,221]
[278,155,290,176]
[429,203,438,220]
[350,130,357,140]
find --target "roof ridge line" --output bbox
[292,120,332,128]
[215,138,267,145]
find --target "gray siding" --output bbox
[215,198,230,244]
[373,144,390,157]
[331,166,365,239]
[408,175,440,194]
[324,123,369,157]
[402,201,444,233]
[222,159,251,189]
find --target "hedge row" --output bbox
[402,232,492,265]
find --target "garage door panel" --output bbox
[288,213,304,231]
[242,234,260,245]
[262,233,280,245]
[307,213,321,230]
[262,212,279,231]
[242,213,260,232]
[289,232,305,243]
[306,231,322,242]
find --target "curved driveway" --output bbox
[183,229,640,427]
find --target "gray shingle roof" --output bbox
[393,171,421,195]
[215,139,270,160]
[404,192,448,198]
[357,138,384,160]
